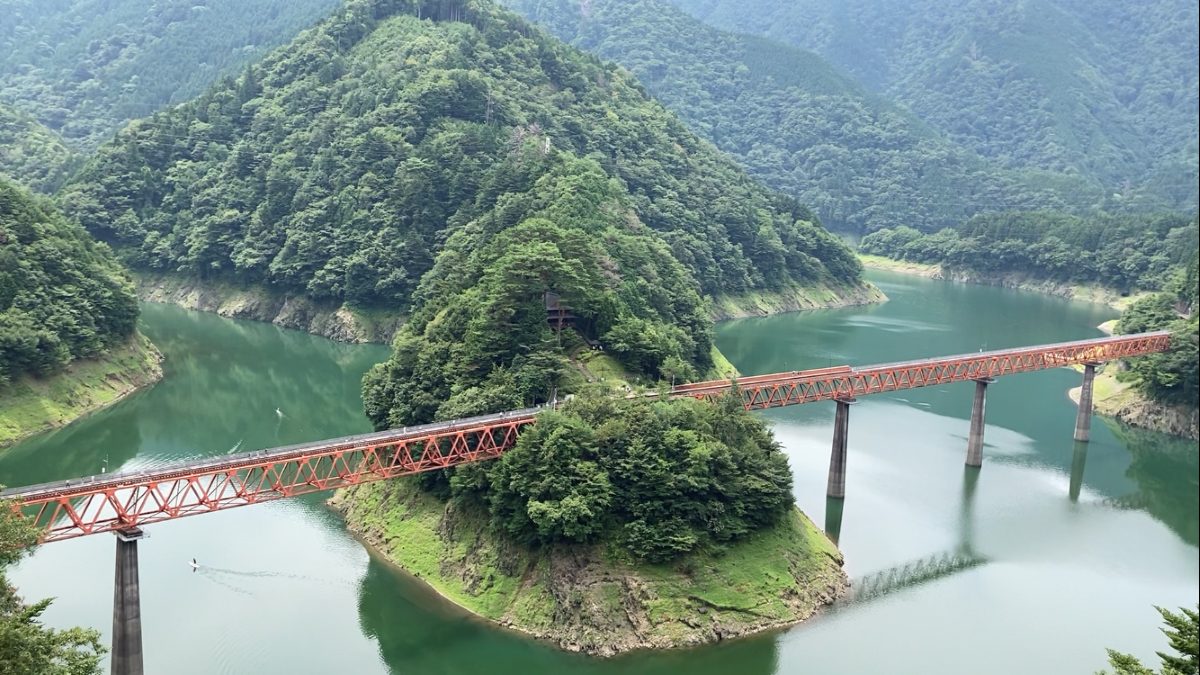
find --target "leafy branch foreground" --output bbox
[1099,606,1199,675]
[0,489,104,675]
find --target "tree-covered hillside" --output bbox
[62,0,860,312]
[669,0,1200,213]
[860,212,1198,293]
[504,0,1102,234]
[0,0,340,150]
[0,178,139,387]
[0,104,77,193]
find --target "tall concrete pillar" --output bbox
[966,378,994,467]
[1074,363,1099,442]
[1069,442,1088,502]
[827,398,855,499]
[112,528,146,675]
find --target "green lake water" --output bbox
[3,269,1196,674]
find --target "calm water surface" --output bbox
[3,271,1196,674]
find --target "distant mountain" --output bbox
[0,103,77,192]
[668,0,1200,213]
[0,0,340,150]
[505,0,1106,233]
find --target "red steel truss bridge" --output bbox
[1,330,1172,543]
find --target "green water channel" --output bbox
[3,270,1196,674]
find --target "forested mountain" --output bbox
[669,0,1200,213]
[505,0,1104,234]
[0,0,340,150]
[860,212,1198,293]
[62,0,859,311]
[0,178,138,387]
[0,104,77,193]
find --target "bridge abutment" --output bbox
[1073,363,1099,442]
[112,528,145,675]
[966,378,994,467]
[827,398,855,498]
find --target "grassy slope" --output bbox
[335,478,846,655]
[0,332,162,448]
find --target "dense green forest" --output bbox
[669,0,1200,214]
[505,0,1104,234]
[0,104,78,193]
[0,178,139,388]
[1116,257,1199,408]
[0,0,339,151]
[61,0,860,313]
[440,395,793,562]
[860,212,1198,293]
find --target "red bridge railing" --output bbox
[2,411,537,543]
[673,331,1172,409]
[1,331,1172,542]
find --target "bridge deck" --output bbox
[1,331,1172,542]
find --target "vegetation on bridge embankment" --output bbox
[335,396,847,656]
[1070,285,1199,440]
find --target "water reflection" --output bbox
[824,496,844,545]
[356,551,783,675]
[1069,442,1089,503]
[1105,422,1199,546]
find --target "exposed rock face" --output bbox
[135,273,403,344]
[1069,369,1199,440]
[333,481,849,656]
[1095,393,1199,440]
[709,281,887,321]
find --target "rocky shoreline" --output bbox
[1069,367,1199,440]
[858,255,1146,310]
[709,281,886,321]
[332,481,848,656]
[134,272,405,344]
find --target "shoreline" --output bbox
[1068,367,1199,440]
[332,482,848,656]
[0,332,164,449]
[134,271,405,344]
[859,254,1196,439]
[709,280,886,321]
[134,271,888,343]
[858,254,1149,311]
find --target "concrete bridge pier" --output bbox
[112,528,146,675]
[1073,363,1100,442]
[965,378,994,467]
[827,398,856,499]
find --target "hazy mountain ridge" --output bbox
[0,0,341,150]
[505,0,1111,233]
[669,0,1199,213]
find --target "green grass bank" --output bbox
[0,332,163,449]
[333,479,847,656]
